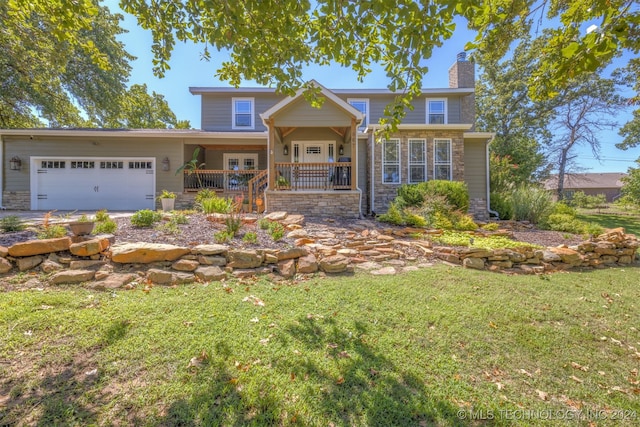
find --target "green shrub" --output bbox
[395,184,425,208]
[489,192,514,220]
[258,218,271,230]
[131,209,162,228]
[156,221,180,235]
[224,213,242,236]
[171,212,189,225]
[545,213,603,236]
[481,222,499,231]
[377,203,405,225]
[423,180,469,212]
[552,202,577,216]
[267,221,285,241]
[94,209,110,222]
[93,219,117,234]
[37,224,67,239]
[242,231,258,244]
[194,189,217,204]
[404,212,427,228]
[0,215,25,232]
[214,230,233,243]
[200,196,233,214]
[511,185,554,224]
[569,191,607,209]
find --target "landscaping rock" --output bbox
[277,259,296,278]
[0,246,8,258]
[69,260,106,270]
[371,266,397,275]
[90,273,136,290]
[17,255,44,271]
[41,259,63,273]
[297,253,319,274]
[69,239,109,257]
[548,247,582,265]
[319,255,349,273]
[463,257,485,270]
[0,257,13,273]
[173,272,195,284]
[264,211,288,221]
[191,244,228,255]
[8,237,71,257]
[172,259,199,272]
[197,255,226,266]
[286,229,308,239]
[50,269,95,285]
[195,266,226,282]
[276,247,307,261]
[111,243,191,263]
[282,214,305,226]
[227,249,263,268]
[147,268,173,285]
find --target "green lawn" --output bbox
[578,206,640,236]
[2,266,639,426]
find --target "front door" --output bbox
[293,141,336,163]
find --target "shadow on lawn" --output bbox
[0,320,131,426]
[159,316,469,426]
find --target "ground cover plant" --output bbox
[1,267,639,426]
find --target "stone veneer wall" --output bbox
[469,197,488,220]
[266,190,361,218]
[372,130,465,214]
[2,191,30,210]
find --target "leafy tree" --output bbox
[547,75,624,199]
[621,159,640,205]
[476,37,554,186]
[101,84,191,129]
[120,0,639,128]
[1,0,189,129]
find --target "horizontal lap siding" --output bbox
[274,99,351,127]
[3,136,183,193]
[201,93,283,131]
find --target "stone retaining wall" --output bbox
[266,190,361,218]
[433,227,639,273]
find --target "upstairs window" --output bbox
[232,98,254,129]
[426,98,447,124]
[348,98,369,131]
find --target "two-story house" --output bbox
[0,54,493,218]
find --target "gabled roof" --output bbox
[257,80,364,125]
[543,173,627,190]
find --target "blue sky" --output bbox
[104,1,639,174]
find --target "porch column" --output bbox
[350,118,357,190]
[268,118,275,189]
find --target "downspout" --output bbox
[486,136,499,219]
[370,133,375,215]
[0,135,3,209]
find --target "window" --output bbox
[100,161,124,169]
[232,97,254,129]
[382,139,400,184]
[129,161,153,169]
[41,160,65,169]
[408,139,426,183]
[426,98,447,124]
[348,98,369,131]
[434,139,452,180]
[71,161,95,169]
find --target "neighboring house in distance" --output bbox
[0,54,494,218]
[543,173,627,202]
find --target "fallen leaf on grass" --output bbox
[570,375,583,383]
[242,295,265,306]
[338,351,351,358]
[571,362,589,372]
[187,350,209,369]
[536,389,549,401]
[489,321,498,329]
[183,321,194,327]
[336,377,345,385]
[327,343,338,349]
[250,317,259,323]
[519,369,533,378]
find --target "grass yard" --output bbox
[1,266,639,426]
[578,207,640,237]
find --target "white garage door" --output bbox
[31,157,156,210]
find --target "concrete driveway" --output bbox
[0,210,135,225]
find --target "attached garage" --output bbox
[30,157,156,210]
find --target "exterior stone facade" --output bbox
[2,191,30,210]
[266,190,361,218]
[469,198,488,220]
[372,130,465,214]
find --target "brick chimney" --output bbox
[448,52,475,127]
[448,52,475,88]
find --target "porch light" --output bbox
[283,144,289,156]
[339,145,344,156]
[161,157,170,171]
[9,156,21,171]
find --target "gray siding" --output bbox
[4,136,184,193]
[274,98,352,127]
[463,139,487,200]
[201,93,283,131]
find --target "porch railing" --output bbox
[275,162,352,191]
[183,169,262,192]
[247,169,268,209]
